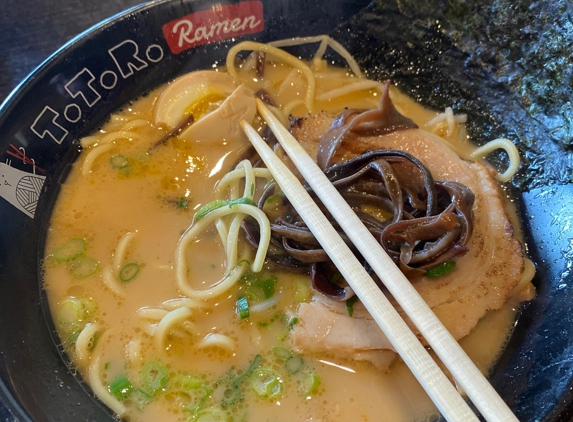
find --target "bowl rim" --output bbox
[0,2,166,420]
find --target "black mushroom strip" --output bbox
[316,80,418,170]
[241,82,475,300]
[242,149,475,300]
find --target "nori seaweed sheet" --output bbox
[330,0,573,190]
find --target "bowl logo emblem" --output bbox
[162,1,264,54]
[2,39,165,218]
[0,162,45,219]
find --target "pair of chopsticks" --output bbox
[240,99,518,422]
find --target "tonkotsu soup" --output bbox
[42,37,535,422]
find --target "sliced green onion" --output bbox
[193,408,232,422]
[170,375,210,412]
[426,261,456,279]
[119,263,140,282]
[171,374,203,391]
[242,354,262,380]
[236,297,249,320]
[251,275,277,300]
[110,154,129,168]
[194,197,257,222]
[228,197,256,209]
[285,355,304,374]
[177,197,189,209]
[287,316,299,328]
[52,238,86,262]
[249,368,282,399]
[242,271,277,301]
[265,193,282,204]
[345,295,359,317]
[65,331,80,348]
[68,256,99,279]
[220,354,261,407]
[195,200,227,221]
[131,388,153,411]
[56,297,95,340]
[109,374,134,401]
[186,385,211,412]
[142,361,169,392]
[271,346,292,361]
[299,373,320,397]
[57,297,84,330]
[294,278,312,303]
[220,383,242,407]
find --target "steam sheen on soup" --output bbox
[43,37,535,422]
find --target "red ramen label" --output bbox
[162,1,264,54]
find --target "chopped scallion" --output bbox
[249,368,282,399]
[195,197,257,222]
[119,263,140,282]
[131,388,153,410]
[228,197,257,209]
[110,154,129,168]
[57,297,85,332]
[426,261,456,279]
[177,197,189,209]
[287,316,299,328]
[236,297,249,320]
[345,295,359,317]
[170,375,210,412]
[245,275,277,301]
[193,408,232,422]
[220,354,261,407]
[68,256,99,279]
[271,346,292,361]
[65,331,80,348]
[265,193,282,204]
[52,238,86,262]
[285,355,304,374]
[57,296,94,338]
[299,373,320,397]
[142,361,169,392]
[294,279,312,303]
[109,374,133,401]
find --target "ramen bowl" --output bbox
[0,0,572,421]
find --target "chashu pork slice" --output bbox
[289,112,524,367]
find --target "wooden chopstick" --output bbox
[240,121,477,422]
[243,98,519,422]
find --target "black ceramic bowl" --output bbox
[1,0,572,421]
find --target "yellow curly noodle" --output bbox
[101,231,138,296]
[423,107,521,182]
[42,36,532,422]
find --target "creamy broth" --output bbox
[43,40,533,422]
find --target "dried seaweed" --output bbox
[331,0,573,189]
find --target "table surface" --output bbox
[0,0,146,104]
[0,1,147,419]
